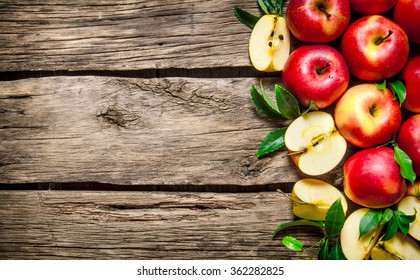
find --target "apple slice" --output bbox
[340,208,384,260]
[370,232,420,260]
[397,196,420,241]
[249,14,290,72]
[284,111,347,176]
[406,180,420,198]
[291,178,348,221]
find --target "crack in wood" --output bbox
[96,104,142,128]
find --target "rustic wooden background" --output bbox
[0,0,417,259]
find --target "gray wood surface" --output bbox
[0,190,327,259]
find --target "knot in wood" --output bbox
[96,105,141,128]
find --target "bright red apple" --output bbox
[393,0,420,45]
[401,56,420,113]
[343,147,407,208]
[348,0,398,15]
[285,0,351,43]
[282,44,350,108]
[340,15,409,81]
[334,84,402,148]
[397,114,420,176]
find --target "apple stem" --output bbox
[319,6,332,18]
[369,104,377,116]
[375,30,393,45]
[316,62,331,75]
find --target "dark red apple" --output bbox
[348,0,398,15]
[397,114,420,176]
[401,56,420,113]
[393,0,420,45]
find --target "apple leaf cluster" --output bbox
[234,0,284,29]
[250,82,318,157]
[360,208,416,242]
[375,80,406,106]
[273,198,347,260]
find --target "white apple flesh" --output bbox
[291,178,348,221]
[284,111,347,176]
[249,14,291,72]
[340,208,384,260]
[397,196,420,241]
[370,232,420,260]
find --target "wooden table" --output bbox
[0,0,416,260]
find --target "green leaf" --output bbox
[380,208,394,224]
[381,218,399,241]
[389,80,406,106]
[258,0,276,14]
[327,239,347,260]
[259,80,282,115]
[257,127,287,157]
[275,84,301,120]
[359,209,382,239]
[250,84,283,118]
[276,0,284,14]
[282,236,303,251]
[325,198,346,238]
[318,238,329,260]
[234,6,260,29]
[394,145,416,186]
[375,80,387,90]
[395,210,416,235]
[273,219,325,239]
[301,100,319,116]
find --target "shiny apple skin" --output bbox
[282,45,350,108]
[348,0,397,15]
[344,147,407,208]
[340,15,409,81]
[401,56,420,113]
[397,114,420,176]
[286,0,351,43]
[393,0,420,45]
[334,84,402,148]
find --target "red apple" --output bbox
[282,45,350,108]
[393,0,420,45]
[401,56,420,113]
[348,0,398,15]
[285,0,351,43]
[397,114,420,176]
[334,84,402,148]
[340,15,409,81]
[344,147,407,208]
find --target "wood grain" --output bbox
[0,190,328,260]
[0,76,349,185]
[0,0,274,72]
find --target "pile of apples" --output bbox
[240,0,420,259]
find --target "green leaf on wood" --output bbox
[258,0,277,14]
[282,236,303,251]
[273,219,325,239]
[276,0,284,14]
[250,84,283,118]
[359,209,382,239]
[275,84,301,120]
[257,127,287,157]
[394,145,416,186]
[234,6,260,29]
[325,198,345,238]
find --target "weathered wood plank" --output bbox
[0,76,349,185]
[0,190,327,259]
[0,0,275,72]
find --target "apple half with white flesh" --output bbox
[370,232,420,260]
[249,14,291,72]
[397,196,420,241]
[284,111,347,176]
[291,178,348,221]
[340,208,384,260]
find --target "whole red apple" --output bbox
[348,0,398,15]
[401,56,420,113]
[340,15,409,81]
[393,0,420,45]
[282,45,350,108]
[285,0,351,43]
[397,114,420,176]
[334,84,402,148]
[344,147,407,208]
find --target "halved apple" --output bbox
[291,178,348,221]
[340,208,384,260]
[284,111,347,176]
[397,196,420,241]
[370,232,420,260]
[249,14,290,72]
